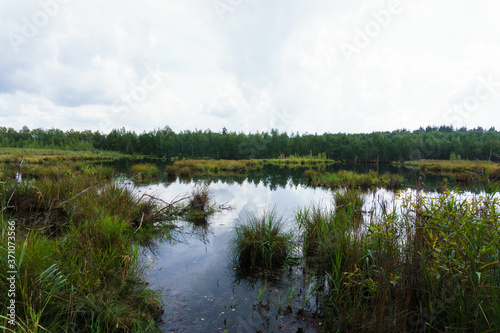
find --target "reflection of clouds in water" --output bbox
[140,179,335,302]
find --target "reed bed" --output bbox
[296,186,500,332]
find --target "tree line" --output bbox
[1,125,500,162]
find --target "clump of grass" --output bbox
[166,159,254,177]
[181,184,232,225]
[310,170,404,189]
[184,185,215,224]
[296,206,337,260]
[232,209,293,269]
[130,163,160,182]
[296,190,363,272]
[333,188,365,223]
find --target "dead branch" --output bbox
[139,192,191,207]
[55,184,102,208]
[4,156,24,211]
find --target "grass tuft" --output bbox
[232,209,293,269]
[130,164,160,182]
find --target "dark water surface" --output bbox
[139,180,333,332]
[112,160,487,332]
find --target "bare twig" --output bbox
[139,192,190,207]
[134,213,145,233]
[55,184,102,208]
[4,156,24,211]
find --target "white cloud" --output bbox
[0,0,499,133]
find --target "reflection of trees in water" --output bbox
[172,165,311,191]
[183,222,212,248]
[110,158,481,193]
[167,220,213,250]
[228,258,283,290]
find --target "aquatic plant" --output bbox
[130,163,160,182]
[303,188,500,332]
[232,209,293,269]
[0,161,194,332]
[183,185,215,224]
[309,170,404,189]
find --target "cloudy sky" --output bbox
[1,0,500,134]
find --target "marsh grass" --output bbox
[296,189,364,273]
[130,164,160,182]
[405,159,500,181]
[264,154,336,170]
[183,185,216,224]
[166,159,262,177]
[166,157,337,177]
[232,209,294,269]
[0,161,192,332]
[298,187,500,332]
[0,148,128,164]
[173,184,233,225]
[310,170,404,189]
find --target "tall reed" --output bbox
[301,188,500,332]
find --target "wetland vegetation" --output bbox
[1,124,500,332]
[0,160,219,332]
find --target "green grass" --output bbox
[404,159,500,180]
[0,161,210,332]
[308,170,404,189]
[232,209,294,269]
[130,163,160,182]
[296,186,500,332]
[0,147,131,164]
[296,189,364,270]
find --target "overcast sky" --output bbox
[1,0,500,134]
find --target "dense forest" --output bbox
[1,125,500,162]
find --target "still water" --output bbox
[139,179,333,332]
[112,161,487,332]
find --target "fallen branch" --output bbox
[139,192,190,207]
[55,184,102,208]
[134,213,145,233]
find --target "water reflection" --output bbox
[105,158,487,193]
[141,179,332,332]
[128,161,494,332]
